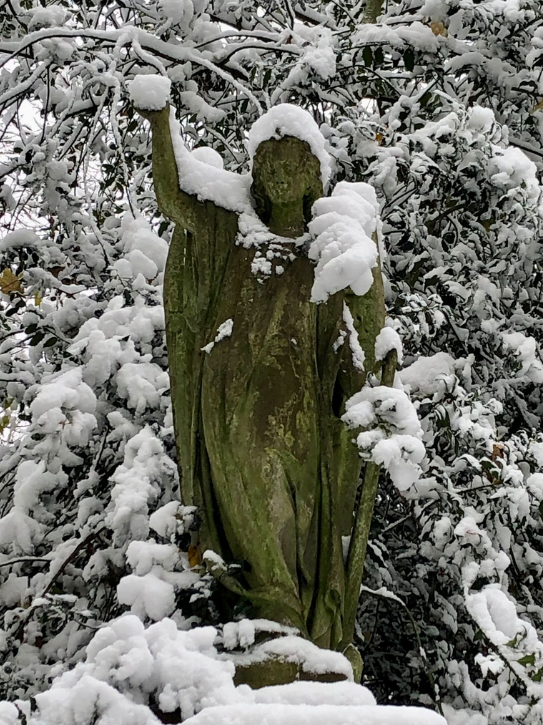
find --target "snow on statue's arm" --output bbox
[129,75,252,230]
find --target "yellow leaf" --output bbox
[0,415,10,435]
[0,268,23,295]
[430,20,448,36]
[34,290,43,307]
[188,544,201,568]
[532,99,543,114]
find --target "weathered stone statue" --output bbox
[135,102,387,660]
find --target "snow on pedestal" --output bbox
[183,703,447,725]
[308,181,380,303]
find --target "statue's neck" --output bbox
[268,202,305,238]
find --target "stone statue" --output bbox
[134,102,387,658]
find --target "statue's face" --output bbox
[253,137,320,206]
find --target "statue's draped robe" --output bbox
[151,109,384,649]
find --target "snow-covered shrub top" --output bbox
[308,181,380,303]
[247,104,332,186]
[128,76,172,111]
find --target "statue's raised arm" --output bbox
[133,104,199,230]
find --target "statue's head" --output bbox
[251,136,323,226]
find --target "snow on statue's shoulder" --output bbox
[169,110,253,213]
[129,75,172,111]
[247,103,331,186]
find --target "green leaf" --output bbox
[43,337,57,348]
[404,49,415,72]
[363,46,373,67]
[30,331,45,346]
[517,654,536,667]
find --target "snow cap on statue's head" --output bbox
[247,103,332,187]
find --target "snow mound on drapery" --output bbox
[308,181,381,303]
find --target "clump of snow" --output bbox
[30,367,97,446]
[489,145,541,205]
[181,90,226,123]
[467,105,496,134]
[222,619,298,650]
[114,216,169,283]
[169,110,253,213]
[466,586,522,647]
[129,76,172,111]
[247,104,332,186]
[342,386,425,490]
[149,501,196,540]
[28,4,68,29]
[117,571,176,621]
[191,147,224,169]
[107,427,173,543]
[375,326,403,365]
[501,331,543,383]
[399,352,457,396]
[308,182,380,303]
[201,319,234,354]
[159,0,196,24]
[0,229,40,252]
